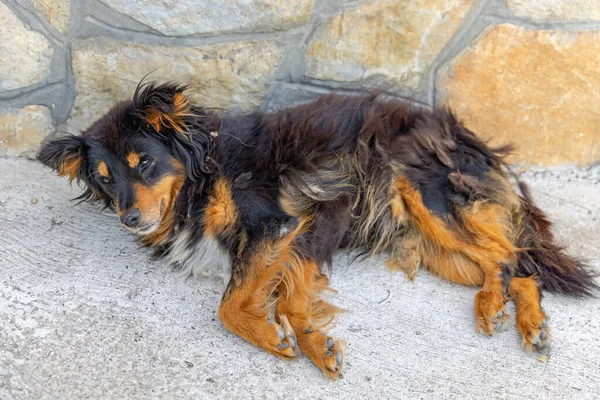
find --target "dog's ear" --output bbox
[133,82,212,181]
[133,81,193,134]
[37,134,87,183]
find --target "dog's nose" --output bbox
[120,208,141,228]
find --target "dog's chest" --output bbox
[164,230,232,283]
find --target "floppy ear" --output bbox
[134,81,194,134]
[37,134,87,183]
[133,81,213,181]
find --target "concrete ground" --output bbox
[1,157,599,399]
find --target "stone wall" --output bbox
[0,0,599,166]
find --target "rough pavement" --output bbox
[1,158,599,399]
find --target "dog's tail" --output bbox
[514,181,598,296]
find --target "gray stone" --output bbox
[305,0,477,91]
[439,24,600,166]
[506,0,600,22]
[99,0,314,36]
[26,0,70,34]
[0,2,54,92]
[0,105,54,158]
[68,38,284,132]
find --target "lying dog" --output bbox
[38,82,597,378]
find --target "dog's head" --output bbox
[38,82,214,238]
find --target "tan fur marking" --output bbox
[393,176,486,285]
[145,92,192,133]
[394,177,516,269]
[279,191,302,217]
[97,161,109,178]
[393,177,458,251]
[385,234,421,280]
[58,154,83,183]
[393,175,517,334]
[204,179,237,237]
[173,93,188,115]
[146,110,163,132]
[129,159,186,247]
[127,152,140,168]
[389,193,408,221]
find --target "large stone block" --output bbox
[0,106,54,158]
[439,24,600,166]
[506,0,600,22]
[68,38,283,132]
[306,0,476,90]
[99,0,314,36]
[0,2,54,91]
[27,0,70,34]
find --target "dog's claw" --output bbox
[275,315,300,357]
[336,350,343,365]
[326,338,334,350]
[326,351,343,373]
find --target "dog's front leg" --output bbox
[218,263,301,360]
[217,228,345,379]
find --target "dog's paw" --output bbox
[518,317,551,352]
[474,289,510,335]
[299,331,346,379]
[321,337,345,379]
[476,309,510,335]
[273,315,301,359]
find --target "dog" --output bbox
[38,82,598,379]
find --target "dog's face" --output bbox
[84,133,186,235]
[38,82,212,238]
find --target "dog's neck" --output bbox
[140,111,224,249]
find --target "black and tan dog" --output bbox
[38,82,597,378]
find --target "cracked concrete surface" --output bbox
[1,158,599,399]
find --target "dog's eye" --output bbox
[101,177,111,185]
[139,155,153,171]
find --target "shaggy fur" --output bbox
[38,82,598,379]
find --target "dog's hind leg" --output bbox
[508,277,550,351]
[393,176,514,335]
[471,257,511,335]
[461,202,519,335]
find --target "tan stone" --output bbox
[0,106,54,158]
[506,0,600,22]
[68,38,284,132]
[99,0,314,36]
[439,24,600,166]
[27,0,70,34]
[306,0,476,90]
[0,2,54,91]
